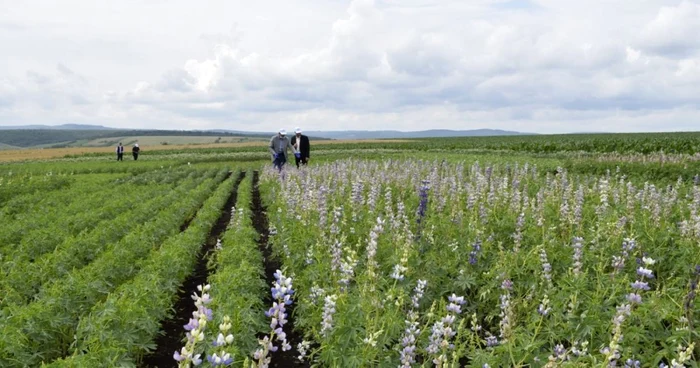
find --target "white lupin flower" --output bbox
[642,257,656,265]
[216,333,226,346]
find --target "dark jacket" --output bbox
[290,134,310,158]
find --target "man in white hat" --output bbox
[132,143,140,161]
[268,128,297,170]
[290,127,310,168]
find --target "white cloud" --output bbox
[639,1,700,56]
[1,0,700,133]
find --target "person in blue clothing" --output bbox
[116,142,124,161]
[268,129,297,170]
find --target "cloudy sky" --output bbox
[1,0,699,133]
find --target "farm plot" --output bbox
[1,145,699,368]
[0,165,235,367]
[259,159,700,367]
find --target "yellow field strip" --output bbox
[0,139,409,162]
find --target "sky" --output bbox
[1,0,700,134]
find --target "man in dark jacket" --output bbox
[132,143,140,160]
[290,127,310,168]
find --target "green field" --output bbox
[0,134,698,368]
[81,135,268,147]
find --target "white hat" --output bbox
[279,129,287,135]
[134,143,139,147]
[294,127,302,134]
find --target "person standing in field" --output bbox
[269,129,297,171]
[116,142,124,161]
[290,127,310,168]
[132,143,140,161]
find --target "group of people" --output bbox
[269,127,310,170]
[114,128,311,169]
[116,142,140,161]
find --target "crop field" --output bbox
[81,136,269,147]
[0,133,698,368]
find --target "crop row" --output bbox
[0,167,229,367]
[0,166,195,255]
[45,169,243,367]
[0,168,213,310]
[46,169,272,367]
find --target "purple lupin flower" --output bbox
[399,314,420,368]
[175,284,212,368]
[685,265,700,313]
[469,239,482,266]
[416,179,430,226]
[255,270,294,366]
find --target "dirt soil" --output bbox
[251,170,310,368]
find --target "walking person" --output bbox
[268,129,297,171]
[116,142,124,161]
[290,127,310,168]
[132,143,140,161]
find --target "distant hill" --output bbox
[305,129,533,139]
[210,128,533,139]
[0,128,270,149]
[0,124,534,149]
[0,124,117,130]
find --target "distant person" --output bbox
[290,127,310,168]
[116,142,124,161]
[269,129,297,171]
[132,143,140,160]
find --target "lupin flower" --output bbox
[399,312,420,368]
[339,249,358,289]
[255,270,294,367]
[297,340,311,362]
[485,333,499,347]
[499,279,514,343]
[416,180,430,226]
[411,279,427,309]
[321,294,338,337]
[637,266,655,279]
[469,239,482,266]
[571,341,589,357]
[612,238,637,273]
[538,295,551,316]
[540,248,552,287]
[601,303,633,366]
[631,280,650,291]
[426,294,466,366]
[512,212,525,252]
[665,343,696,368]
[206,315,235,366]
[175,284,213,368]
[391,264,408,281]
